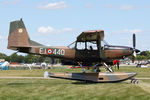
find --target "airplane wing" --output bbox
[77,30,104,42]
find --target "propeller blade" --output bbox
[133,51,136,57]
[132,33,136,63]
[133,33,136,49]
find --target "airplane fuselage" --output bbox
[18,45,134,63]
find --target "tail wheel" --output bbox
[131,78,139,84]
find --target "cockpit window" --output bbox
[76,42,85,50]
[75,41,98,50]
[87,41,97,50]
[68,40,109,50]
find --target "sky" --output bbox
[0,0,150,55]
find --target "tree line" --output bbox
[0,53,59,63]
[136,51,150,61]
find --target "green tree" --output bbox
[24,54,34,63]
[9,53,19,62]
[0,53,7,59]
[140,51,150,60]
[136,55,147,61]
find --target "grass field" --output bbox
[0,66,150,100]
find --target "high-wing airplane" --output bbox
[8,19,140,83]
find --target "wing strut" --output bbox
[103,63,113,72]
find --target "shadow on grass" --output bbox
[7,83,33,86]
[72,80,131,85]
[6,81,72,86]
[5,80,131,86]
[71,81,98,85]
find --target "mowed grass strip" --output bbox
[0,79,150,100]
[0,66,150,78]
[0,68,82,77]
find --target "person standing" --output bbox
[113,60,117,69]
[116,60,120,70]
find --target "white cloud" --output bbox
[38,26,54,34]
[38,26,73,34]
[3,0,21,5]
[38,1,68,10]
[120,5,135,10]
[123,29,142,33]
[62,28,73,31]
[110,29,143,34]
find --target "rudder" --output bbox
[8,18,30,50]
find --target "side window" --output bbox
[76,42,85,50]
[87,42,97,50]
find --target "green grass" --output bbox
[0,66,150,77]
[0,66,150,100]
[113,66,150,77]
[0,79,150,100]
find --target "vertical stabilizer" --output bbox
[8,18,30,50]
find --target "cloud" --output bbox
[62,28,73,31]
[105,4,135,10]
[38,26,54,34]
[110,29,143,34]
[120,5,135,10]
[123,29,142,33]
[38,26,73,34]
[3,0,21,5]
[38,1,68,10]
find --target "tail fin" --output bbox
[8,19,43,51]
[8,18,30,50]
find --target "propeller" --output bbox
[132,34,136,63]
[133,34,136,56]
[132,33,140,62]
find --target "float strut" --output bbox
[103,63,113,73]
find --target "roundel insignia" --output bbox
[18,28,23,33]
[47,49,53,55]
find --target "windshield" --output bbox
[68,41,76,49]
[101,40,109,47]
